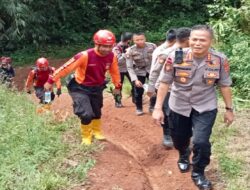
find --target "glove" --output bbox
[56,88,62,97]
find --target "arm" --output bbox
[218,57,234,125]
[148,60,164,93]
[45,53,87,90]
[152,82,170,125]
[220,86,234,125]
[25,70,35,92]
[113,46,126,66]
[126,49,138,82]
[109,55,121,89]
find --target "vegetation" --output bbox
[208,0,250,100]
[0,0,212,52]
[211,103,250,190]
[0,86,98,190]
[0,0,249,189]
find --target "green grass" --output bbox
[0,86,98,190]
[211,101,250,190]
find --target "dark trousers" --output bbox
[34,86,55,104]
[168,108,217,174]
[67,78,104,125]
[162,92,171,136]
[134,74,154,110]
[118,72,135,103]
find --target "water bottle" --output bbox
[44,91,51,103]
[143,84,148,92]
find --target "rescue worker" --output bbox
[112,32,134,107]
[25,57,62,109]
[44,30,121,145]
[0,56,15,87]
[153,25,234,190]
[126,32,157,115]
[148,27,190,148]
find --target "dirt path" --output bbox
[14,60,222,190]
[51,93,198,190]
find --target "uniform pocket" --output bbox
[174,63,193,84]
[203,63,220,85]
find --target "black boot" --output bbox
[191,172,212,190]
[177,148,191,173]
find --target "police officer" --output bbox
[151,29,177,66]
[126,32,157,115]
[112,32,134,107]
[153,25,234,190]
[148,29,177,114]
[148,27,190,148]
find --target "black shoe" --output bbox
[191,172,212,190]
[163,135,173,148]
[177,148,191,173]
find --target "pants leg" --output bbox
[34,87,45,103]
[69,91,95,125]
[134,75,146,110]
[191,109,217,174]
[90,90,104,120]
[162,92,171,135]
[124,72,135,102]
[168,109,192,154]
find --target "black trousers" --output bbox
[67,78,104,125]
[134,74,154,110]
[168,108,217,174]
[117,72,135,103]
[162,92,171,136]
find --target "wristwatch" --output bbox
[225,107,234,112]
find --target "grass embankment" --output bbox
[0,87,99,190]
[211,101,250,190]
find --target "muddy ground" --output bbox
[13,59,224,190]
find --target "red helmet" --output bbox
[1,57,12,64]
[93,30,116,46]
[36,57,49,69]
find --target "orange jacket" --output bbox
[48,49,121,88]
[25,67,61,90]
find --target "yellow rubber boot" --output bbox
[92,119,105,140]
[36,104,51,114]
[80,123,93,145]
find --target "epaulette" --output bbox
[146,42,157,48]
[130,44,137,50]
[209,49,227,59]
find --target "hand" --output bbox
[147,91,154,98]
[113,88,121,95]
[152,108,164,125]
[135,80,143,88]
[44,82,52,91]
[224,111,234,126]
[56,88,62,97]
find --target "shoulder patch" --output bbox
[223,59,230,73]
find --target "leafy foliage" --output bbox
[208,0,250,99]
[0,0,212,52]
